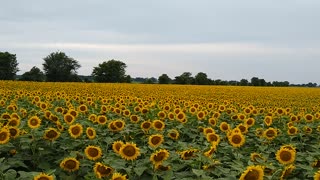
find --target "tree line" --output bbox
[0,51,318,87]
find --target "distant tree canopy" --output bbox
[0,51,19,80]
[158,74,171,84]
[195,72,209,85]
[174,72,194,84]
[20,66,45,82]
[92,60,130,83]
[43,51,81,82]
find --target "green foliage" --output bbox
[158,74,171,84]
[20,66,45,82]
[174,72,194,84]
[91,60,128,83]
[0,51,19,80]
[195,72,209,85]
[42,51,81,82]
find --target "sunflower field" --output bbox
[0,81,320,180]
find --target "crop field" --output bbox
[0,81,320,180]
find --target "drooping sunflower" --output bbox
[148,134,164,148]
[97,115,108,125]
[280,164,295,180]
[219,122,230,133]
[86,127,96,140]
[0,128,10,144]
[33,172,54,180]
[1,112,11,120]
[180,149,198,160]
[152,120,165,131]
[263,127,278,140]
[250,152,265,162]
[204,144,217,157]
[63,113,75,125]
[303,126,312,134]
[206,132,220,144]
[28,116,41,129]
[167,129,179,140]
[287,126,298,135]
[43,127,60,141]
[276,146,296,165]
[93,162,113,179]
[60,157,80,172]
[68,123,83,139]
[111,172,127,180]
[255,128,264,137]
[150,149,170,165]
[264,116,273,126]
[130,115,140,123]
[85,145,102,161]
[239,165,264,180]
[112,141,124,154]
[119,142,140,161]
[228,132,245,148]
[140,120,152,132]
[155,164,171,171]
[312,160,320,168]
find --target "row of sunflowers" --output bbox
[0,81,320,179]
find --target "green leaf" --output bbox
[4,169,17,180]
[192,169,205,177]
[134,166,147,176]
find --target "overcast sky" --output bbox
[1,0,320,84]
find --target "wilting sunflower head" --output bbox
[150,149,170,165]
[280,164,295,180]
[152,120,165,131]
[264,116,273,126]
[60,157,80,172]
[276,147,296,165]
[28,116,41,129]
[239,165,264,180]
[148,134,164,148]
[155,164,171,171]
[93,162,113,179]
[180,149,198,160]
[119,142,140,161]
[33,172,54,180]
[43,127,60,141]
[85,145,103,161]
[250,152,265,163]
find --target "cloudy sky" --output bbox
[1,0,319,84]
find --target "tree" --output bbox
[251,77,260,86]
[239,79,249,86]
[43,51,81,82]
[158,74,171,84]
[174,72,194,84]
[92,60,128,83]
[20,66,45,82]
[195,72,209,85]
[0,51,19,80]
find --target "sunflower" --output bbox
[203,127,215,135]
[250,152,265,162]
[152,120,165,131]
[263,127,278,140]
[55,107,64,114]
[197,111,206,120]
[157,111,166,119]
[219,122,230,133]
[85,145,102,161]
[78,104,88,113]
[140,120,152,132]
[68,109,78,117]
[206,132,220,144]
[312,160,320,168]
[167,112,175,120]
[208,118,217,127]
[167,129,179,140]
[264,116,273,126]
[176,112,186,122]
[33,172,54,180]
[43,128,60,141]
[314,170,320,180]
[97,115,107,125]
[86,127,96,140]
[204,144,217,157]
[287,126,298,135]
[1,112,11,120]
[112,140,124,154]
[60,157,80,172]
[0,128,10,144]
[108,121,118,131]
[148,134,164,148]
[150,149,170,165]
[49,114,59,122]
[8,127,20,139]
[63,113,75,125]
[276,147,296,165]
[94,162,113,179]
[119,142,140,161]
[228,132,245,148]
[68,123,83,139]
[280,164,295,180]
[239,165,264,180]
[114,120,125,131]
[111,172,127,180]
[28,116,41,129]
[304,114,314,123]
[303,126,312,134]
[238,113,246,121]
[180,149,198,160]
[130,115,140,123]
[245,118,255,127]
[56,121,64,132]
[88,114,97,122]
[237,124,248,134]
[155,164,171,171]
[7,118,20,127]
[189,107,197,114]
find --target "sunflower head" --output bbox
[148,134,164,148]
[141,120,152,132]
[264,116,273,126]
[60,157,80,172]
[130,115,140,123]
[206,132,220,144]
[150,149,170,165]
[180,149,198,160]
[281,164,295,180]
[167,129,179,140]
[152,120,165,131]
[228,132,245,148]
[63,113,75,125]
[85,145,103,161]
[219,122,230,132]
[68,123,83,139]
[33,172,54,180]
[28,116,41,129]
[239,165,264,180]
[0,128,10,144]
[112,140,124,154]
[208,118,217,127]
[119,142,140,161]
[276,146,296,165]
[287,126,298,135]
[111,172,127,180]
[263,127,278,140]
[86,127,96,140]
[97,115,107,125]
[93,162,113,178]
[43,128,60,141]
